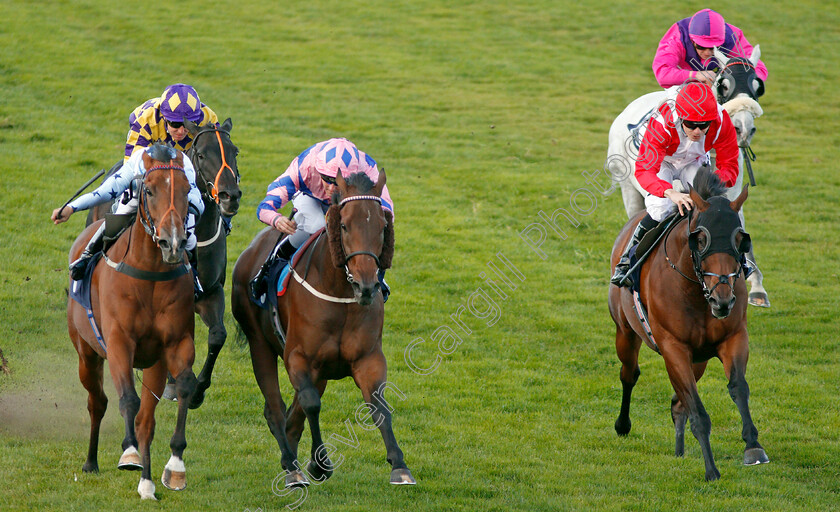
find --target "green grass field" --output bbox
[2,0,839,510]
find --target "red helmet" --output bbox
[675,82,718,122]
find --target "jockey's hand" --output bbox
[51,206,72,225]
[691,70,715,85]
[664,189,694,215]
[273,216,297,235]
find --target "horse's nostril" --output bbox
[159,240,170,250]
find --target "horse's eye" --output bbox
[340,223,347,232]
[697,233,708,251]
[144,186,153,197]
[195,153,204,160]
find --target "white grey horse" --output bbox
[606,45,769,307]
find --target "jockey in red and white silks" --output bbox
[257,138,394,250]
[636,82,739,222]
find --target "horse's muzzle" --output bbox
[352,280,381,306]
[158,237,187,265]
[709,294,736,319]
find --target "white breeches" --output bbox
[287,192,329,247]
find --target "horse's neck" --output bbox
[113,219,173,270]
[197,194,220,230]
[308,235,351,295]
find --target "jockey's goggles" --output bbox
[683,120,712,131]
[320,174,337,186]
[166,121,185,129]
[693,42,715,52]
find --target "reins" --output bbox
[190,127,239,204]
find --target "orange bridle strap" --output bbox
[210,130,236,203]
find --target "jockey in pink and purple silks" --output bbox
[254,138,395,300]
[652,9,768,88]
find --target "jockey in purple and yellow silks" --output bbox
[652,9,768,88]
[123,83,219,162]
[251,138,395,301]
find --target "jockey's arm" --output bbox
[52,155,142,224]
[712,114,740,187]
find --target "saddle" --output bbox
[249,229,325,311]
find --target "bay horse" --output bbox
[230,170,416,488]
[606,45,770,307]
[86,118,241,408]
[67,144,197,499]
[608,168,769,481]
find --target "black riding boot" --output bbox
[189,248,203,299]
[69,223,106,280]
[250,237,297,299]
[610,215,656,287]
[378,269,391,303]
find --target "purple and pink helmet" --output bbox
[688,9,726,48]
[160,84,202,123]
[315,138,363,178]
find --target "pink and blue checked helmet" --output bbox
[315,138,363,178]
[688,9,726,48]
[160,84,202,123]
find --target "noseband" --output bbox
[337,194,383,283]
[191,127,239,204]
[140,162,186,244]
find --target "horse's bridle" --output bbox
[139,162,187,244]
[664,210,746,303]
[336,194,383,284]
[190,127,239,204]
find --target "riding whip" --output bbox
[56,167,108,218]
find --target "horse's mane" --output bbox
[146,143,177,162]
[330,172,375,204]
[692,167,727,199]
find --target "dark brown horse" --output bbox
[231,171,415,488]
[169,118,241,407]
[608,169,768,481]
[67,145,197,499]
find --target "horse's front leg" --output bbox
[287,353,334,484]
[105,341,142,472]
[351,351,415,485]
[162,335,197,492]
[134,360,167,500]
[661,343,720,481]
[671,361,708,456]
[745,246,770,307]
[190,286,228,409]
[718,332,769,466]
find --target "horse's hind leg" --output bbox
[661,345,720,481]
[718,334,769,466]
[614,327,642,436]
[134,361,167,500]
[189,289,227,409]
[745,247,770,307]
[249,336,305,487]
[351,352,415,485]
[671,361,707,457]
[74,334,107,474]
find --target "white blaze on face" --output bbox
[366,208,371,223]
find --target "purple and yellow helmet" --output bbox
[160,84,202,123]
[688,9,726,48]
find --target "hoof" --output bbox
[285,469,310,488]
[704,468,721,481]
[307,459,333,483]
[188,389,205,410]
[82,461,99,474]
[161,456,187,490]
[118,446,142,471]
[614,417,631,436]
[138,478,157,500]
[390,468,416,485]
[744,447,770,465]
[748,292,770,308]
[161,383,178,401]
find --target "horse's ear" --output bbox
[689,185,710,212]
[730,185,749,212]
[335,170,347,193]
[749,44,761,66]
[372,169,386,197]
[713,47,729,69]
[222,118,233,132]
[185,119,200,136]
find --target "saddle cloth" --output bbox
[249,229,324,311]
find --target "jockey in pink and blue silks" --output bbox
[653,9,768,88]
[254,138,395,300]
